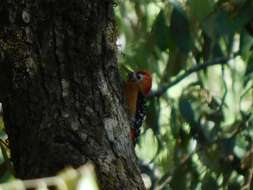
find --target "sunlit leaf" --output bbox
[136,129,158,162]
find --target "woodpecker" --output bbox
[124,70,152,143]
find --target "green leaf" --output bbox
[188,0,215,22]
[0,142,13,175]
[151,10,172,51]
[213,42,224,58]
[245,56,253,76]
[221,137,235,155]
[179,98,195,124]
[228,181,241,190]
[240,31,253,57]
[203,11,234,38]
[244,55,253,86]
[202,175,219,190]
[0,117,4,131]
[170,166,187,190]
[136,129,158,162]
[165,48,188,77]
[203,7,251,39]
[170,2,192,53]
[170,107,179,138]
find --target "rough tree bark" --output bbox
[0,0,145,189]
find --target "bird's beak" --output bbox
[128,72,137,82]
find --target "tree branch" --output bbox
[150,54,238,98]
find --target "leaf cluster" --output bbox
[116,0,253,189]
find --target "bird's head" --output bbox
[127,70,152,96]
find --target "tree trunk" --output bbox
[0,0,145,189]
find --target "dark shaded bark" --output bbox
[0,0,145,189]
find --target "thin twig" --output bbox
[150,54,238,98]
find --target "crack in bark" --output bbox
[52,20,65,107]
[34,38,51,103]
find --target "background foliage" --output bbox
[116,0,253,189]
[0,0,253,189]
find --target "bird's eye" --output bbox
[136,73,144,80]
